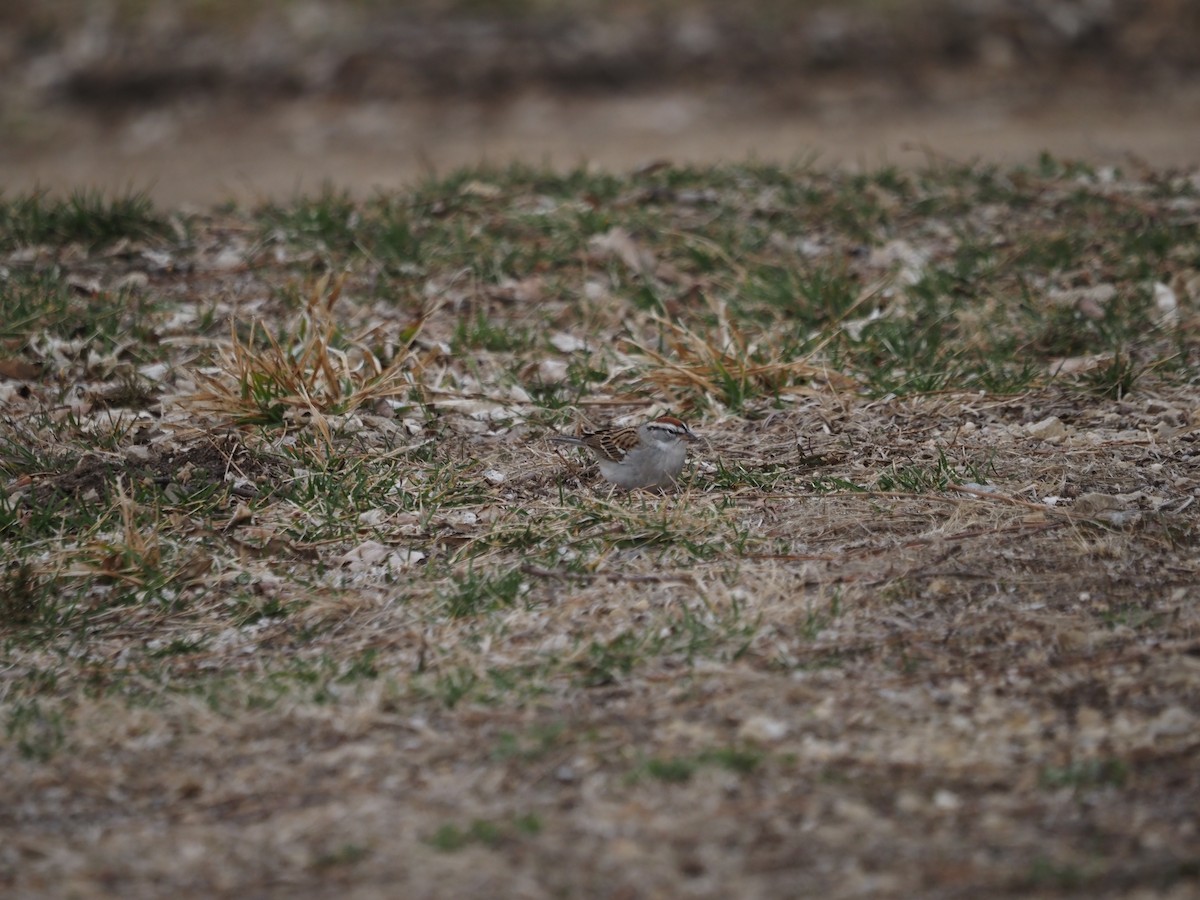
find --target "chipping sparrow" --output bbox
[549,415,699,491]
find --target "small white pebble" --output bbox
[933,789,961,811]
[738,715,789,742]
[1026,416,1066,440]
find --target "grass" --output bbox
[0,189,168,251]
[0,269,167,366]
[441,565,527,618]
[1,160,1198,898]
[1040,758,1129,791]
[630,746,764,784]
[429,814,542,852]
[187,272,426,437]
[874,447,996,493]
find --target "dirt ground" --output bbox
[3,86,1199,208]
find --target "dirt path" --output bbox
[5,86,1199,206]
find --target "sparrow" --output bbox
[549,415,699,490]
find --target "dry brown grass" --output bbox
[627,305,855,413]
[1,163,1199,899]
[188,273,428,444]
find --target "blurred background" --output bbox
[1,0,1197,206]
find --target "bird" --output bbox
[549,415,699,491]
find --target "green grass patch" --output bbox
[428,813,542,852]
[0,189,168,251]
[1039,758,1129,791]
[631,745,765,785]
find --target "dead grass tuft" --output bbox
[627,303,851,412]
[188,273,428,443]
[75,477,161,588]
